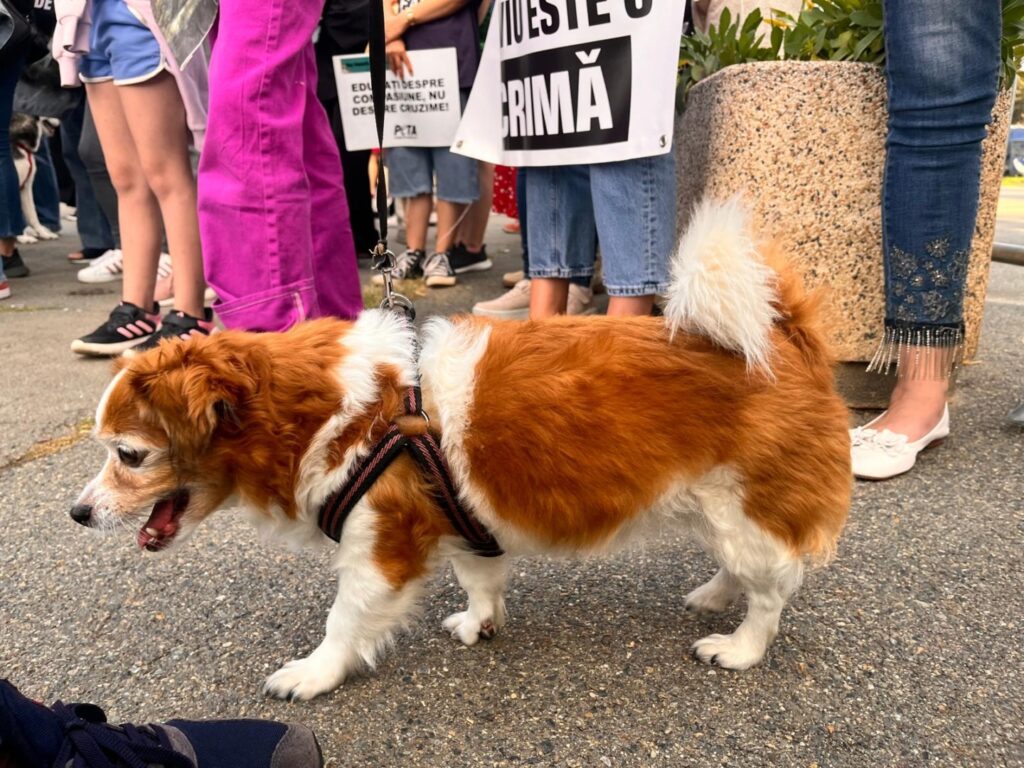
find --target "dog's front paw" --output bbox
[691,633,766,670]
[264,653,346,702]
[442,610,502,646]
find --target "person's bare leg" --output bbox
[529,277,569,318]
[456,162,493,252]
[86,81,160,310]
[118,72,204,318]
[606,295,654,317]
[403,194,431,252]
[864,351,950,440]
[0,237,15,256]
[434,199,468,254]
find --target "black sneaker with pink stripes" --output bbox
[70,301,161,357]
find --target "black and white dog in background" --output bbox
[11,112,60,244]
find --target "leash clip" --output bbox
[371,242,416,321]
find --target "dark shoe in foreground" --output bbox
[0,678,323,768]
[448,243,492,274]
[124,308,216,357]
[1009,401,1024,426]
[70,302,161,357]
[2,250,29,278]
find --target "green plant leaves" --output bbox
[679,0,1021,104]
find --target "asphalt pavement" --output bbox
[1,207,1022,767]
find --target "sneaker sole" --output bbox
[0,286,10,300]
[453,258,493,275]
[425,276,457,288]
[472,305,529,319]
[371,274,421,285]
[71,336,151,356]
[77,271,122,284]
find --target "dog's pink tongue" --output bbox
[137,498,176,551]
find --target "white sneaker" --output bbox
[473,279,531,319]
[154,253,173,305]
[502,270,525,289]
[567,284,595,315]
[77,249,124,283]
[850,405,949,480]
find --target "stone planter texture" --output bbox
[675,60,1012,363]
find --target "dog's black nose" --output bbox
[70,504,93,526]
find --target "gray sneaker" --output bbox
[423,251,457,288]
[371,249,425,285]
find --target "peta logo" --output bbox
[393,124,418,139]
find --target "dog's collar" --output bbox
[316,385,503,557]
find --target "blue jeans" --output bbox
[517,167,588,288]
[1,54,25,239]
[31,138,62,232]
[875,0,1000,372]
[527,153,676,297]
[61,99,115,251]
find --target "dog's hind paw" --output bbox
[691,633,766,670]
[263,653,346,702]
[443,611,500,646]
[685,576,740,615]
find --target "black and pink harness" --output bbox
[315,383,503,557]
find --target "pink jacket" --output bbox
[51,0,208,150]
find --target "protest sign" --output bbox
[453,0,685,166]
[333,48,462,151]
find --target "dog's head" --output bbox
[71,338,259,552]
[9,113,42,153]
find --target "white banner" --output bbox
[333,48,462,151]
[453,0,685,166]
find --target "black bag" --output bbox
[0,0,48,64]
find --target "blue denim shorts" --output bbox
[384,89,479,204]
[525,153,676,297]
[79,0,165,85]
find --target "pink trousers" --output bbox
[198,0,363,331]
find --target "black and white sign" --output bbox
[333,48,462,151]
[454,0,684,166]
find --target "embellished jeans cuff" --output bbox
[866,321,964,380]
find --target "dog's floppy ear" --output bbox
[124,338,258,448]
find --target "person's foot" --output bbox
[68,246,113,263]
[2,249,29,278]
[1008,402,1024,426]
[502,220,520,234]
[0,274,10,300]
[850,405,949,480]
[473,278,531,319]
[124,308,217,356]
[862,378,949,441]
[77,249,124,283]
[567,284,595,315]
[502,269,525,288]
[448,243,492,274]
[0,678,323,768]
[70,302,161,357]
[370,249,425,285]
[423,251,457,288]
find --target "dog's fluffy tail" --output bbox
[663,198,826,374]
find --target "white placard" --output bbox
[333,48,462,150]
[453,0,685,166]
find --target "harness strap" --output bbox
[16,143,34,191]
[317,387,503,557]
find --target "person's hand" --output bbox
[385,3,408,43]
[387,39,414,79]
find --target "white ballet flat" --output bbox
[849,405,950,480]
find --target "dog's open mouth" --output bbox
[136,490,190,552]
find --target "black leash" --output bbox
[316,9,502,557]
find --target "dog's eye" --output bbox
[117,446,146,468]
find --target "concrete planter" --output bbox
[675,61,1012,402]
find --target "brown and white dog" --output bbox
[71,200,852,701]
